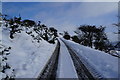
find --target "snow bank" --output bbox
[62,38,119,78]
[1,28,56,78]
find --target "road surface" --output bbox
[37,38,101,80]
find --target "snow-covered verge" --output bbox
[0,25,56,79]
[62,38,119,78]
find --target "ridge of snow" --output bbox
[62,38,119,78]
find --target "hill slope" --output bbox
[0,25,56,79]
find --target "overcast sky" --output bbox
[2,2,119,42]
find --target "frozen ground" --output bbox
[0,27,56,78]
[62,38,119,78]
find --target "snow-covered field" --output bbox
[0,26,56,79]
[62,38,119,78]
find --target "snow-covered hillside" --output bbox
[62,38,119,78]
[0,18,119,79]
[0,25,56,79]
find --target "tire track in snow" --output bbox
[61,39,103,80]
[37,40,60,80]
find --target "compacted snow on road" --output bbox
[57,39,78,78]
[62,38,119,78]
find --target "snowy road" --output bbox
[60,39,98,79]
[38,39,98,79]
[38,40,60,79]
[56,39,78,78]
[38,38,118,79]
